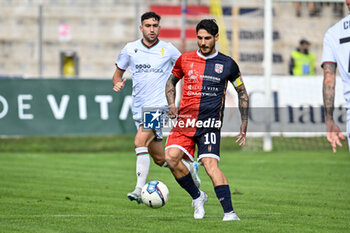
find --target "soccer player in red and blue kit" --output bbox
[165,19,249,221]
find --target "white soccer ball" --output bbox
[141,181,169,208]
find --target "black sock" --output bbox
[176,172,200,199]
[215,185,234,213]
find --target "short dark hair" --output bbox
[141,12,161,23]
[299,39,310,45]
[196,19,219,36]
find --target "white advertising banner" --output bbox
[222,76,346,136]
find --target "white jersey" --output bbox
[116,39,181,121]
[322,14,350,108]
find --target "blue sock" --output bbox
[176,172,200,199]
[215,185,234,213]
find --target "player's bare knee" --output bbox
[164,153,176,168]
[205,165,218,177]
[202,158,219,175]
[134,137,147,148]
[165,150,180,169]
[152,156,165,166]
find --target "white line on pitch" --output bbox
[0,215,115,218]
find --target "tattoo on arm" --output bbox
[165,74,180,106]
[236,84,249,123]
[322,63,336,121]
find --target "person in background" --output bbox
[294,2,319,17]
[112,11,200,203]
[165,19,249,221]
[289,39,316,76]
[322,0,350,153]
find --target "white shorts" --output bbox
[133,106,169,141]
[134,120,163,141]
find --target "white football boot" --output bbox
[222,211,240,221]
[127,187,142,204]
[192,191,208,219]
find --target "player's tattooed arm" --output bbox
[234,83,249,146]
[322,63,336,122]
[235,83,249,124]
[322,62,345,153]
[166,74,180,119]
[165,74,179,106]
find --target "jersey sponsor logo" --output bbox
[135,64,164,74]
[187,85,218,91]
[205,86,218,91]
[160,48,165,55]
[186,63,200,82]
[344,20,350,30]
[136,64,151,69]
[187,85,201,90]
[187,70,200,83]
[187,91,217,97]
[339,36,350,44]
[186,85,218,97]
[215,64,224,74]
[202,75,221,83]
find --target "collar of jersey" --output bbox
[196,50,219,60]
[141,38,160,49]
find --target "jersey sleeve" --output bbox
[115,44,129,71]
[171,54,184,79]
[228,59,242,87]
[321,31,336,67]
[168,42,181,64]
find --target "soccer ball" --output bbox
[141,180,169,208]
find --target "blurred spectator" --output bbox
[333,2,344,17]
[289,39,316,76]
[318,2,344,18]
[294,2,320,17]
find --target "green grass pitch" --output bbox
[0,138,350,232]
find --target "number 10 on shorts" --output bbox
[204,132,216,145]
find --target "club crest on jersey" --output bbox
[215,64,223,74]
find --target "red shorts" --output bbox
[165,132,195,161]
[165,130,221,162]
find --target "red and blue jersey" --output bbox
[171,50,242,136]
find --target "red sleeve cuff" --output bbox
[115,64,126,71]
[321,61,337,68]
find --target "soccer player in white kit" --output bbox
[322,0,350,153]
[112,12,200,203]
